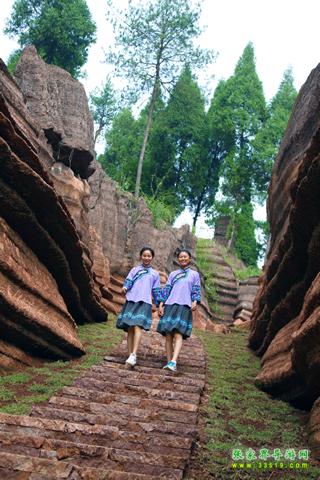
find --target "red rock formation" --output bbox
[0,56,111,366]
[249,63,320,451]
[14,46,95,179]
[233,276,259,328]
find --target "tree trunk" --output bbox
[134,81,159,198]
[192,190,205,227]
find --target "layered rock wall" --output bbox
[249,64,320,424]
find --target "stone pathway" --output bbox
[197,242,238,324]
[0,327,206,479]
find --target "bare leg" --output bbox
[132,325,142,355]
[171,332,183,363]
[165,333,174,361]
[127,327,134,355]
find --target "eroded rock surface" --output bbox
[14,46,95,179]
[248,63,320,451]
[0,57,110,366]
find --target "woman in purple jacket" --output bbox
[116,246,161,367]
[157,249,201,372]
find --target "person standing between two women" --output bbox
[157,249,201,371]
[116,246,161,367]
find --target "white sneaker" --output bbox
[125,353,137,367]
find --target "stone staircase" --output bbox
[0,326,205,479]
[196,242,238,325]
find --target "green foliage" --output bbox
[6,48,22,74]
[218,43,267,206]
[100,108,140,191]
[143,195,176,228]
[5,0,96,78]
[106,0,213,99]
[233,265,261,280]
[252,68,297,202]
[89,77,118,146]
[146,66,208,218]
[106,0,214,196]
[234,203,259,266]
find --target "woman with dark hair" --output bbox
[116,246,161,367]
[157,248,201,371]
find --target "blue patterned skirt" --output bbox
[157,303,192,339]
[116,301,152,332]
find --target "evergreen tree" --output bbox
[90,78,118,148]
[147,66,207,217]
[5,0,96,78]
[101,108,140,190]
[252,68,297,201]
[106,0,214,197]
[208,43,267,265]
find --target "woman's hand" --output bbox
[158,304,164,317]
[122,287,127,293]
[191,300,198,311]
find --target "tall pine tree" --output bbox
[210,43,267,265]
[252,68,297,201]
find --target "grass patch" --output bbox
[0,315,123,415]
[187,328,320,479]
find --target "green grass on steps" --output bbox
[196,237,261,281]
[0,316,123,415]
[187,328,320,479]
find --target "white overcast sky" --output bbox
[1,0,319,236]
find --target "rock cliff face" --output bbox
[14,46,95,179]
[0,60,90,367]
[248,63,320,454]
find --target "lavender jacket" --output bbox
[161,268,201,308]
[123,265,161,305]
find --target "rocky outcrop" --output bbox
[14,46,95,179]
[248,62,320,452]
[0,56,111,367]
[233,276,259,328]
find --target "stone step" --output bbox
[114,349,205,367]
[0,429,187,475]
[215,287,238,299]
[91,363,205,388]
[48,395,197,424]
[204,254,226,265]
[213,278,238,291]
[0,451,169,479]
[79,368,203,394]
[212,271,235,281]
[216,297,237,308]
[0,414,192,452]
[31,405,197,439]
[59,386,199,414]
[103,356,206,378]
[72,376,200,404]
